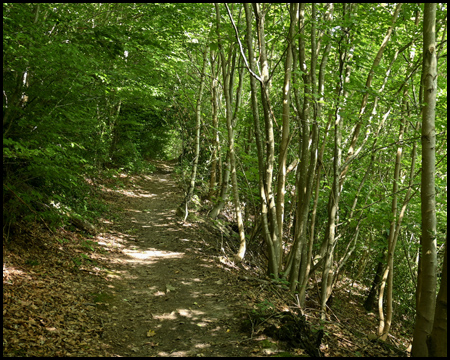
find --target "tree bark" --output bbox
[243,3,277,276]
[215,3,246,260]
[428,236,447,357]
[178,47,208,220]
[275,2,298,250]
[364,258,385,312]
[208,51,220,200]
[319,5,348,318]
[412,3,438,357]
[253,3,282,277]
[379,97,406,340]
[209,150,230,219]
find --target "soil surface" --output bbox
[95,160,255,357]
[3,160,414,357]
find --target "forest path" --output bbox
[96,160,253,357]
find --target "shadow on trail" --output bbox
[96,163,251,357]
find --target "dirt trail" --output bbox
[96,160,254,357]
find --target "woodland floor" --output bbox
[3,160,413,357]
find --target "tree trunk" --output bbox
[253,3,282,277]
[287,4,327,304]
[243,3,277,275]
[209,151,230,220]
[229,59,246,260]
[215,3,246,260]
[298,5,334,304]
[108,99,122,162]
[428,236,447,357]
[319,5,348,317]
[412,3,438,357]
[208,51,220,200]
[364,259,384,312]
[275,2,298,249]
[379,97,406,340]
[178,47,208,220]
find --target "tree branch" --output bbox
[224,3,262,83]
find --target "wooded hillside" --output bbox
[3,3,447,357]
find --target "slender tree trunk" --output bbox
[379,98,406,340]
[364,258,385,312]
[178,47,208,220]
[275,2,298,249]
[208,51,220,200]
[412,3,438,357]
[3,72,26,136]
[108,99,122,162]
[298,5,334,303]
[428,236,447,357]
[215,3,246,260]
[320,4,401,319]
[319,16,350,318]
[230,59,246,260]
[244,125,252,154]
[320,112,341,319]
[209,151,230,219]
[253,3,281,277]
[243,3,277,276]
[289,3,331,304]
[378,112,419,338]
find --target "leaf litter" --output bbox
[3,159,412,357]
[3,161,257,357]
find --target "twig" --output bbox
[224,3,262,83]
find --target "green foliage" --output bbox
[3,3,192,229]
[25,259,40,266]
[256,299,276,313]
[270,275,291,290]
[81,240,97,252]
[2,2,447,333]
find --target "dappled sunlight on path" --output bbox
[123,249,184,260]
[95,161,252,357]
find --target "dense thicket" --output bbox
[3,3,199,225]
[3,3,447,355]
